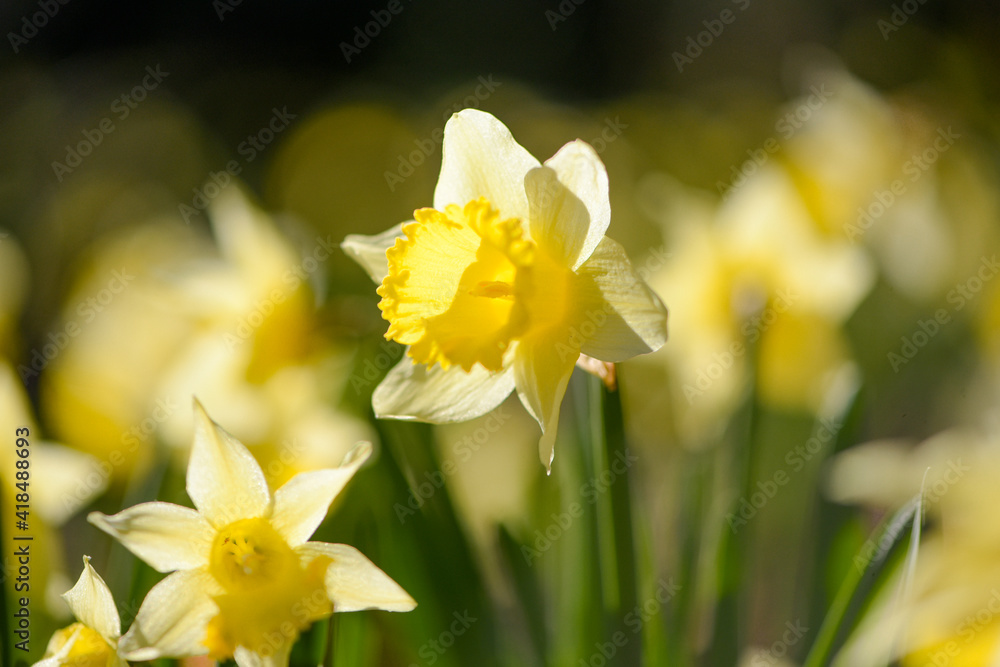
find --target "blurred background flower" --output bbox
[1,1,998,665]
[39,185,373,488]
[828,427,1000,666]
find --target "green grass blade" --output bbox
[496,524,547,664]
[801,495,923,667]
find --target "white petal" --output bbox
[525,140,610,269]
[63,556,121,642]
[118,569,220,661]
[36,625,82,667]
[341,223,405,284]
[373,358,515,423]
[34,657,66,667]
[187,399,271,527]
[513,341,578,472]
[575,236,669,361]
[235,643,292,667]
[433,109,539,220]
[270,442,372,547]
[297,542,416,612]
[88,503,215,573]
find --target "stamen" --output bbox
[470,280,515,299]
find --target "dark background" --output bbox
[3,0,996,112]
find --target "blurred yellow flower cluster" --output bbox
[626,68,1000,447]
[38,186,373,489]
[829,427,1000,666]
[647,163,871,432]
[1,233,107,641]
[3,47,998,666]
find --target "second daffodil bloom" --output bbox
[343,109,668,470]
[88,401,415,667]
[35,556,125,667]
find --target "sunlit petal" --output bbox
[234,643,293,667]
[62,556,121,643]
[88,503,214,573]
[513,339,578,472]
[341,223,405,283]
[297,542,416,613]
[575,236,668,361]
[373,358,515,423]
[118,569,221,661]
[187,399,271,526]
[270,442,372,547]
[434,109,539,220]
[526,140,610,269]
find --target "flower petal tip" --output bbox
[342,441,373,468]
[87,511,110,531]
[118,645,164,663]
[540,433,556,476]
[191,396,212,424]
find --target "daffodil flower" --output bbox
[343,109,668,470]
[88,400,415,667]
[34,556,126,667]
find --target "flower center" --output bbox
[204,518,332,660]
[378,197,575,372]
[45,623,115,667]
[209,517,296,592]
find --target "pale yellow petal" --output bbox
[717,165,875,320]
[118,569,220,661]
[188,399,271,526]
[62,556,121,643]
[270,442,372,547]
[341,223,405,284]
[526,140,610,270]
[433,109,539,220]
[0,362,37,472]
[34,656,67,667]
[234,643,292,667]
[297,542,416,612]
[575,236,669,361]
[88,503,214,573]
[513,339,578,472]
[35,625,82,667]
[373,357,515,423]
[210,185,302,295]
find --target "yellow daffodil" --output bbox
[42,186,374,487]
[780,70,998,304]
[88,400,415,666]
[34,556,126,667]
[343,109,668,470]
[641,165,871,442]
[828,429,1000,666]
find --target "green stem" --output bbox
[323,612,336,667]
[590,373,641,665]
[590,375,619,611]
